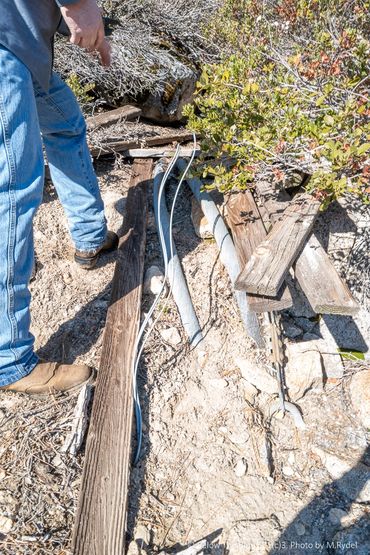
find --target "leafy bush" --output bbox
[185,0,370,205]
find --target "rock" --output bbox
[235,358,278,395]
[52,454,63,468]
[207,378,228,390]
[127,541,141,555]
[282,318,303,339]
[234,459,248,477]
[320,313,368,354]
[313,447,370,502]
[288,282,316,318]
[295,522,306,536]
[144,265,166,295]
[0,515,13,535]
[191,197,212,239]
[349,370,370,429]
[332,523,370,555]
[302,332,321,341]
[285,341,324,400]
[197,350,208,368]
[140,61,198,123]
[242,380,259,403]
[134,524,150,548]
[282,465,294,477]
[160,327,181,346]
[328,507,348,525]
[294,317,317,333]
[0,469,5,481]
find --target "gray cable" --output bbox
[177,158,264,348]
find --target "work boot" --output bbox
[0,361,93,395]
[74,230,119,270]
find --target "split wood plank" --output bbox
[226,190,293,312]
[90,131,196,158]
[119,147,200,159]
[235,193,320,296]
[86,105,142,130]
[255,181,360,315]
[72,158,153,555]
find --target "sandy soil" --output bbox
[0,159,368,555]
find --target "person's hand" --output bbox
[60,0,111,66]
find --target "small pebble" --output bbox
[0,515,13,535]
[234,458,248,477]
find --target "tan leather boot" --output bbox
[0,361,93,395]
[74,230,119,270]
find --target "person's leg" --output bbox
[0,45,43,386]
[33,72,108,252]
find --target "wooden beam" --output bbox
[86,105,142,130]
[72,159,152,555]
[255,181,360,315]
[90,132,196,158]
[294,235,360,315]
[118,147,200,159]
[235,193,320,296]
[226,191,293,312]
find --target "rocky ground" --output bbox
[0,157,369,554]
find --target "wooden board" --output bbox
[90,132,196,158]
[255,181,360,315]
[226,191,293,312]
[235,193,320,296]
[294,234,360,315]
[86,105,142,130]
[72,159,152,555]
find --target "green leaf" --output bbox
[338,349,365,361]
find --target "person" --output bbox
[0,0,118,395]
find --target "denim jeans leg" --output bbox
[0,46,43,386]
[34,72,107,252]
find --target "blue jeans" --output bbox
[0,45,107,386]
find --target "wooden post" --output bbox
[235,193,320,296]
[255,181,359,315]
[72,159,153,555]
[226,190,293,312]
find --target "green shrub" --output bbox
[185,0,370,206]
[66,73,95,105]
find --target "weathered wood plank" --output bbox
[72,159,153,555]
[86,105,142,130]
[255,181,360,315]
[90,131,195,158]
[226,191,293,312]
[235,193,320,296]
[294,235,360,315]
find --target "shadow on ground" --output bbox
[269,445,370,555]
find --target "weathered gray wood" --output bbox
[120,147,200,159]
[235,193,320,296]
[295,235,360,315]
[91,132,195,158]
[255,181,360,315]
[72,159,152,555]
[86,105,142,130]
[226,191,293,312]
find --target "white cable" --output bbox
[132,134,197,464]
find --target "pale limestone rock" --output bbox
[144,265,166,295]
[313,447,370,502]
[235,357,278,395]
[0,515,13,535]
[234,458,248,477]
[286,341,324,400]
[349,369,370,429]
[160,327,181,346]
[191,197,213,239]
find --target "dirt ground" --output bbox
[0,158,369,554]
